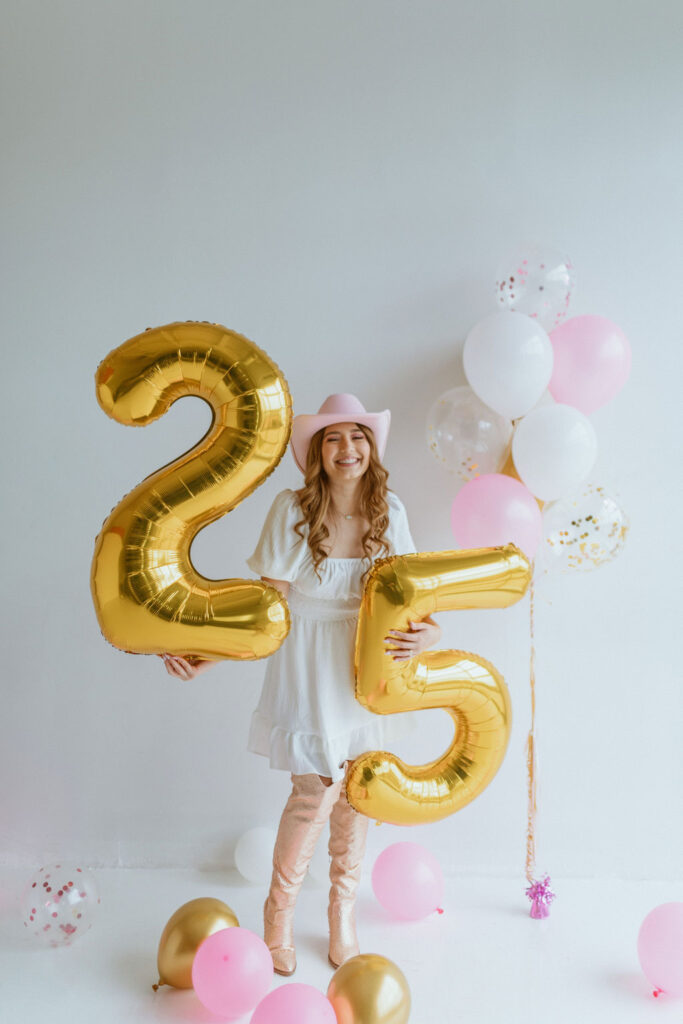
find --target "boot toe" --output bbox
[270,945,297,975]
[328,937,359,969]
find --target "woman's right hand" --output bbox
[159,654,215,681]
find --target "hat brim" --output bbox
[290,410,391,474]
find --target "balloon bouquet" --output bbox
[428,245,632,915]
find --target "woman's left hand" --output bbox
[385,618,442,661]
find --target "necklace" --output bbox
[332,503,358,520]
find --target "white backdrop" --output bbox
[2,0,681,882]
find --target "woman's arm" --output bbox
[161,576,290,680]
[160,654,216,680]
[261,576,290,599]
[385,616,442,661]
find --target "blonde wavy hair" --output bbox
[294,423,391,579]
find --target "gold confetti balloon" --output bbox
[154,897,239,990]
[347,545,531,825]
[327,954,411,1024]
[540,483,629,573]
[425,385,512,481]
[91,322,292,661]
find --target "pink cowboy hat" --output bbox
[290,394,391,473]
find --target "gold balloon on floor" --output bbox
[154,896,239,990]
[91,322,292,661]
[327,954,411,1024]
[347,545,531,825]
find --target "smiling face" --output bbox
[320,422,372,483]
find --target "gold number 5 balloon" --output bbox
[347,546,531,824]
[91,322,292,661]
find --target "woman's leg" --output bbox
[264,771,342,975]
[327,763,370,968]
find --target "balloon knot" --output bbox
[653,988,662,999]
[152,981,163,993]
[436,907,444,915]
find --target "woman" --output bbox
[162,393,441,974]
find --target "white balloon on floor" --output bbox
[512,404,598,501]
[234,827,277,884]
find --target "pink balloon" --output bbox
[450,473,542,559]
[192,927,273,1018]
[372,843,444,921]
[549,314,631,414]
[637,902,683,997]
[250,983,337,1024]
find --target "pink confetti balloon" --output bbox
[637,903,683,997]
[451,473,543,559]
[549,315,631,414]
[21,864,100,948]
[372,843,444,921]
[250,983,336,1024]
[192,927,273,1017]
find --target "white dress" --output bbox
[246,489,416,782]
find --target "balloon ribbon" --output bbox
[525,578,556,918]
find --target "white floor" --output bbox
[0,868,680,1023]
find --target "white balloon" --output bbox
[463,312,553,419]
[512,404,598,501]
[234,826,276,884]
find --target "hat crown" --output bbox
[317,393,367,416]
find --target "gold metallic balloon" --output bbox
[91,322,292,660]
[154,896,239,990]
[327,954,411,1024]
[347,545,531,825]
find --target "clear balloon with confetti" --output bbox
[426,385,512,481]
[495,244,575,332]
[539,484,629,573]
[21,864,100,947]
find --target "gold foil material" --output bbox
[91,322,292,660]
[327,954,411,1024]
[347,546,532,825]
[154,897,239,990]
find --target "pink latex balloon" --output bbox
[372,843,444,921]
[192,927,273,1018]
[637,902,683,997]
[549,314,631,414]
[250,983,336,1024]
[451,473,542,559]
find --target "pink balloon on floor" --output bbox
[549,314,631,414]
[250,983,336,1023]
[192,927,273,1018]
[451,473,543,559]
[372,843,444,921]
[637,902,683,997]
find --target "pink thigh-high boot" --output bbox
[327,766,370,968]
[264,772,342,975]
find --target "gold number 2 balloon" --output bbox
[347,545,532,824]
[91,321,292,660]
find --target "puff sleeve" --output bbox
[246,489,306,582]
[386,491,417,556]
